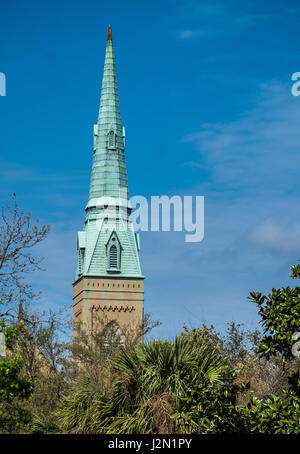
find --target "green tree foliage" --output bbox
[249,263,300,362]
[15,307,72,434]
[0,195,53,432]
[173,372,250,433]
[239,393,300,434]
[0,321,33,432]
[56,318,300,434]
[244,262,300,432]
[57,334,226,434]
[249,262,300,399]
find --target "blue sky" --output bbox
[1,0,300,339]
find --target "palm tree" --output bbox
[57,333,224,434]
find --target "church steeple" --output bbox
[73,25,143,284]
[73,26,144,339]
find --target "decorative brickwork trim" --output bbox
[92,305,136,313]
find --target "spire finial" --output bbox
[107,25,112,41]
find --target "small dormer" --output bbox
[106,231,121,272]
[107,128,116,150]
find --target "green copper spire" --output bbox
[88,24,128,207]
[75,26,142,281]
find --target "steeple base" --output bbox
[73,276,144,342]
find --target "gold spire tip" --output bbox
[107,25,112,41]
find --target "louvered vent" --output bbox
[109,244,118,268]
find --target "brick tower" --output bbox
[73,26,144,340]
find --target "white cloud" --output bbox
[248,219,300,253]
[178,30,199,40]
[173,0,276,42]
[177,29,218,40]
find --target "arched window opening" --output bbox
[109,244,118,268]
[106,233,121,272]
[102,321,125,347]
[108,130,116,149]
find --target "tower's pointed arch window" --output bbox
[102,321,125,347]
